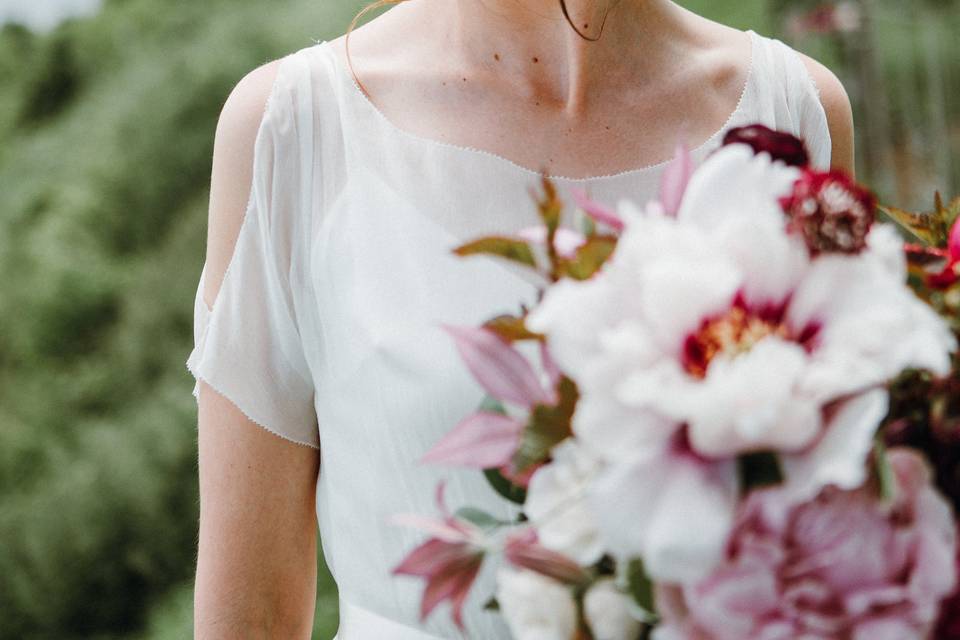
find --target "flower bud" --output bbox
[584,578,643,640]
[722,124,810,167]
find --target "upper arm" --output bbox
[797,52,856,178]
[194,60,321,639]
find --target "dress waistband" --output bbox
[334,597,446,640]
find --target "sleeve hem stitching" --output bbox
[186,361,320,450]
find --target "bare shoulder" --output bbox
[216,58,284,156]
[203,58,284,310]
[795,50,856,176]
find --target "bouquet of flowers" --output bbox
[391,124,960,639]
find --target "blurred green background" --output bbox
[0,0,957,638]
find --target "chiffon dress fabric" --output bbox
[185,28,833,639]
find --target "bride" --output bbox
[187,0,854,638]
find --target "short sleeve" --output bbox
[186,51,319,449]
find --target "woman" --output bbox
[187,0,854,638]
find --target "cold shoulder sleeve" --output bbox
[186,50,320,449]
[783,43,833,171]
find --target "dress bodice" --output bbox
[186,27,832,639]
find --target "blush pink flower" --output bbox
[653,448,958,640]
[524,142,956,582]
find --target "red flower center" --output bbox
[682,297,819,379]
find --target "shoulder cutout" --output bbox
[796,51,855,177]
[204,58,285,311]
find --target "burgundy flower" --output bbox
[780,168,878,255]
[722,124,810,168]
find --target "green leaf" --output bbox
[878,190,959,248]
[511,376,579,472]
[483,467,527,504]
[533,174,563,234]
[623,558,658,623]
[580,211,597,237]
[563,235,618,280]
[873,438,897,503]
[737,451,784,493]
[453,236,538,268]
[454,506,510,532]
[477,394,507,416]
[483,314,542,343]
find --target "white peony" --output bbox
[496,567,578,640]
[583,578,643,640]
[525,143,957,582]
[525,438,605,565]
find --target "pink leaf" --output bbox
[504,529,588,584]
[393,538,471,577]
[569,186,624,232]
[420,552,484,628]
[393,537,485,629]
[660,142,694,216]
[421,412,525,468]
[440,324,552,408]
[386,513,473,543]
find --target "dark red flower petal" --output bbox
[780,168,877,255]
[722,124,810,168]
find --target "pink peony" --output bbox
[654,448,958,640]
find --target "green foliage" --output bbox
[0,0,361,637]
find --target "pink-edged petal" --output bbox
[589,449,739,583]
[779,388,889,505]
[420,411,525,468]
[660,142,694,216]
[440,324,552,407]
[569,186,624,232]
[504,529,588,584]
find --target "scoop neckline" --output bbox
[318,29,758,183]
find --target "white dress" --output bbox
[186,28,833,640]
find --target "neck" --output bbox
[415,0,686,114]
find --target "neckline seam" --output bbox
[316,29,759,183]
